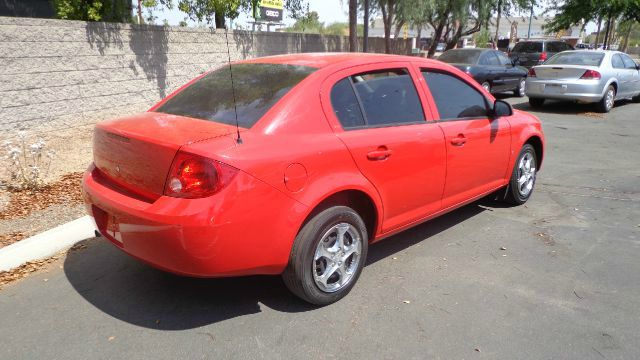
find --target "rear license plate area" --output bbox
[92,205,124,247]
[544,84,567,94]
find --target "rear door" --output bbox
[322,63,446,233]
[612,53,633,96]
[479,51,505,91]
[620,53,640,95]
[495,50,522,90]
[420,69,512,209]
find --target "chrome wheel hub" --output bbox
[519,79,526,95]
[606,89,615,110]
[517,152,536,197]
[313,223,362,293]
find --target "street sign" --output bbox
[253,0,284,22]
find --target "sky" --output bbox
[153,0,595,34]
[154,0,349,28]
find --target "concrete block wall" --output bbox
[0,16,411,180]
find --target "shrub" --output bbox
[2,132,55,190]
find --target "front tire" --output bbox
[282,206,368,305]
[597,85,615,113]
[514,78,526,97]
[504,144,538,205]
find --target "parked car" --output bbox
[509,40,574,68]
[439,48,528,96]
[576,43,594,50]
[526,50,640,112]
[82,53,545,305]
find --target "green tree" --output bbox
[53,0,132,22]
[545,0,640,48]
[177,0,309,29]
[284,10,323,33]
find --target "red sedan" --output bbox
[82,53,544,305]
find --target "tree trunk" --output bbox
[595,16,602,46]
[622,23,634,52]
[381,3,394,54]
[363,0,369,52]
[494,0,502,46]
[349,0,358,52]
[215,11,226,29]
[417,27,422,49]
[603,15,611,49]
[137,0,143,24]
[427,21,446,58]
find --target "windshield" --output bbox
[156,63,317,128]
[512,42,543,53]
[439,50,482,64]
[545,52,605,66]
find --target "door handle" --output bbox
[367,147,393,161]
[451,134,467,146]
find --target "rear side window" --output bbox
[347,69,425,127]
[512,42,543,53]
[156,63,316,128]
[612,54,626,69]
[422,71,489,120]
[495,51,512,65]
[331,78,365,128]
[546,52,604,66]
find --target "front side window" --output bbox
[479,52,500,66]
[621,54,638,70]
[339,68,425,127]
[156,63,317,128]
[495,51,512,66]
[422,71,489,120]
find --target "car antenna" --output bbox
[224,27,243,144]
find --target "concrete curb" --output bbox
[0,216,96,272]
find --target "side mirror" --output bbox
[492,99,513,117]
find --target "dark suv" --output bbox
[509,40,574,68]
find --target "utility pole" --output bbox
[363,0,370,52]
[527,2,533,39]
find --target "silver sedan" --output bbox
[525,50,640,112]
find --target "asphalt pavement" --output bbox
[1,97,639,359]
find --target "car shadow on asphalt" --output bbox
[63,199,493,330]
[511,98,635,115]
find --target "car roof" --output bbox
[239,52,430,69]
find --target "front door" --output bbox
[421,69,512,209]
[323,64,447,233]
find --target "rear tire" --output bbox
[282,206,368,306]
[503,144,537,205]
[597,85,615,113]
[514,78,526,97]
[529,98,545,108]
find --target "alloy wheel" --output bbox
[313,223,362,293]
[517,152,536,197]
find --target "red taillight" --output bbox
[539,52,547,62]
[528,68,537,78]
[164,151,238,199]
[580,70,601,80]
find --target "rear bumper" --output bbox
[525,79,606,103]
[82,164,308,277]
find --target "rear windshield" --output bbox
[438,49,482,64]
[156,63,317,128]
[546,52,605,66]
[512,42,543,53]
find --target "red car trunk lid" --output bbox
[93,112,238,198]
